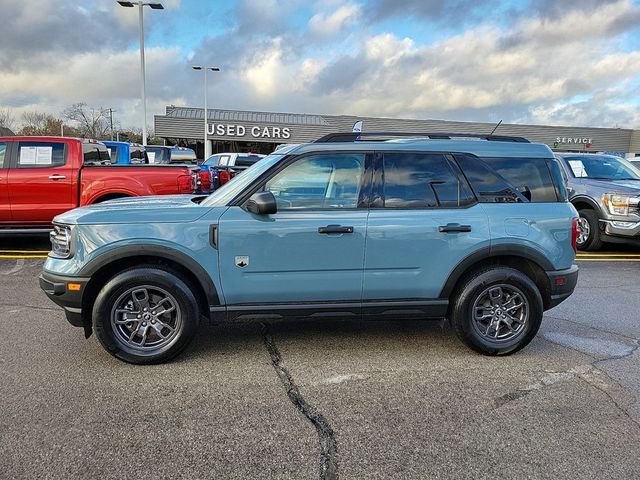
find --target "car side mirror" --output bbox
[246,191,277,215]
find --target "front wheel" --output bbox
[576,209,603,251]
[450,267,543,355]
[92,267,200,364]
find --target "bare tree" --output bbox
[0,107,16,132]
[19,111,70,136]
[63,103,111,139]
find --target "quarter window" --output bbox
[265,153,365,210]
[454,154,526,203]
[382,153,473,208]
[17,142,65,168]
[481,157,559,202]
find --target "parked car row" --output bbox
[0,136,201,232]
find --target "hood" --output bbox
[581,178,640,194]
[55,195,212,225]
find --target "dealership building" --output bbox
[155,106,640,158]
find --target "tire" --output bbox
[450,267,543,356]
[576,209,603,251]
[92,267,200,364]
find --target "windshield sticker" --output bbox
[19,146,37,165]
[36,146,53,165]
[568,160,587,177]
[147,151,156,163]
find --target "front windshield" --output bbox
[564,155,640,180]
[200,152,285,206]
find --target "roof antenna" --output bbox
[489,120,502,135]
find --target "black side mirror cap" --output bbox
[246,191,277,215]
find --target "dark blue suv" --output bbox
[40,132,579,364]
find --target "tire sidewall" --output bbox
[93,268,200,364]
[453,268,543,355]
[577,209,601,251]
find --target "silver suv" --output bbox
[556,153,640,250]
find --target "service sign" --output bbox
[556,136,592,145]
[207,123,291,139]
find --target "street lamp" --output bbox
[192,66,220,160]
[116,1,164,146]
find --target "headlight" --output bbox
[602,194,640,216]
[49,224,74,259]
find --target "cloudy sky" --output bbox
[1,0,639,131]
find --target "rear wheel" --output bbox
[576,209,603,251]
[92,267,200,364]
[450,267,543,355]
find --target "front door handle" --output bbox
[318,225,354,234]
[438,223,472,233]
[48,175,66,180]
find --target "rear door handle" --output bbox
[318,225,354,234]
[438,224,472,233]
[48,175,66,180]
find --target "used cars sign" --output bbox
[207,123,292,139]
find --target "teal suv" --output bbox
[40,132,579,364]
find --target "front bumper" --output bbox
[546,265,579,309]
[39,271,90,327]
[600,219,640,244]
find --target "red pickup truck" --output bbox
[0,136,199,232]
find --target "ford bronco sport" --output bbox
[40,132,579,364]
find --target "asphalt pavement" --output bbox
[0,239,639,479]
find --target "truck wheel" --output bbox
[576,209,603,251]
[450,267,543,356]
[92,267,200,364]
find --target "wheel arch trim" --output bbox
[78,244,220,306]
[439,245,554,299]
[571,195,602,214]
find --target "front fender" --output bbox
[78,241,220,306]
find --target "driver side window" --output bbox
[265,153,365,210]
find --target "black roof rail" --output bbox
[314,132,530,143]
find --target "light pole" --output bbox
[192,66,220,160]
[116,1,164,146]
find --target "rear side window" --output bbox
[17,141,65,168]
[146,147,167,163]
[454,154,526,203]
[130,147,147,161]
[235,155,262,167]
[382,153,474,208]
[83,144,110,164]
[107,146,118,163]
[481,157,559,202]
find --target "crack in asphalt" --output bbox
[0,303,60,312]
[545,315,640,343]
[496,336,640,428]
[261,323,338,480]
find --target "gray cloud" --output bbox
[0,0,138,66]
[367,0,493,22]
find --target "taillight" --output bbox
[219,170,231,185]
[571,217,579,253]
[200,170,212,191]
[177,174,194,194]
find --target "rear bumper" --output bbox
[546,265,579,309]
[39,272,89,327]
